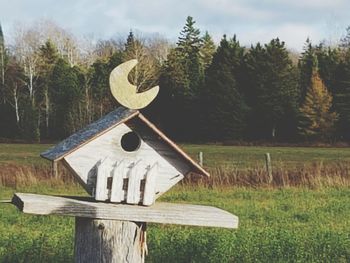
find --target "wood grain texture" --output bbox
[95,158,110,201]
[12,193,238,229]
[109,59,159,110]
[75,218,145,263]
[41,107,138,161]
[142,164,157,206]
[64,123,187,199]
[126,162,143,204]
[110,161,125,203]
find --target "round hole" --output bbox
[121,131,141,152]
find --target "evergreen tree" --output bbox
[340,26,350,48]
[202,35,248,140]
[1,57,25,138]
[89,51,123,118]
[123,31,160,92]
[334,50,350,140]
[298,66,338,140]
[21,98,40,142]
[49,58,82,138]
[200,31,216,69]
[158,16,204,141]
[315,44,340,95]
[298,38,314,103]
[243,38,299,140]
[176,16,203,95]
[37,40,59,138]
[0,23,5,104]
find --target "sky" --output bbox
[0,0,350,51]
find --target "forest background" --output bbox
[1,16,350,144]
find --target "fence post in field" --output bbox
[198,151,203,167]
[265,153,273,184]
[10,60,239,263]
[52,161,58,178]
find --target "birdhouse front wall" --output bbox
[63,121,191,204]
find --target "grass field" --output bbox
[1,143,350,168]
[0,143,350,262]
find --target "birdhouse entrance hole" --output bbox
[121,131,141,152]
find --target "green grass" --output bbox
[183,144,350,169]
[0,143,350,262]
[1,143,350,169]
[0,144,51,167]
[1,185,349,262]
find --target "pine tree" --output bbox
[243,38,299,140]
[340,26,350,48]
[89,51,123,118]
[37,40,59,138]
[157,16,204,141]
[49,58,82,138]
[200,31,216,69]
[0,23,6,104]
[202,35,248,140]
[315,44,340,95]
[298,67,338,140]
[176,16,203,95]
[123,30,160,92]
[334,50,350,140]
[298,38,314,103]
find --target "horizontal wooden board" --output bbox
[12,193,238,229]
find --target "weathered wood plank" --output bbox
[126,161,143,204]
[110,161,126,203]
[40,107,138,161]
[142,164,157,206]
[12,193,238,229]
[75,218,145,263]
[64,123,187,200]
[95,158,110,201]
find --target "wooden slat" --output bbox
[95,159,110,201]
[12,193,238,229]
[126,161,143,204]
[110,161,126,203]
[142,163,157,206]
[63,123,186,200]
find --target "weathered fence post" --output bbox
[265,153,273,183]
[198,151,203,167]
[52,160,58,179]
[75,219,145,263]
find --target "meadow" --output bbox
[0,143,350,262]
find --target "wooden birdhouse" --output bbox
[41,107,209,206]
[12,60,237,263]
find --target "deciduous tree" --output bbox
[298,67,338,140]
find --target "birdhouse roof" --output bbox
[41,107,209,177]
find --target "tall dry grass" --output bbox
[1,161,349,189]
[184,161,350,188]
[0,163,77,188]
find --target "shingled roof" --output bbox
[41,107,138,161]
[41,106,209,177]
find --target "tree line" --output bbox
[0,17,350,143]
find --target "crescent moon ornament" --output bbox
[109,59,159,109]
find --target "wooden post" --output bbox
[52,161,58,179]
[265,153,272,184]
[75,218,146,263]
[198,152,203,167]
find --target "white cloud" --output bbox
[0,0,350,51]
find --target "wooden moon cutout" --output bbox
[109,59,159,109]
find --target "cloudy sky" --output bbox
[1,0,349,51]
